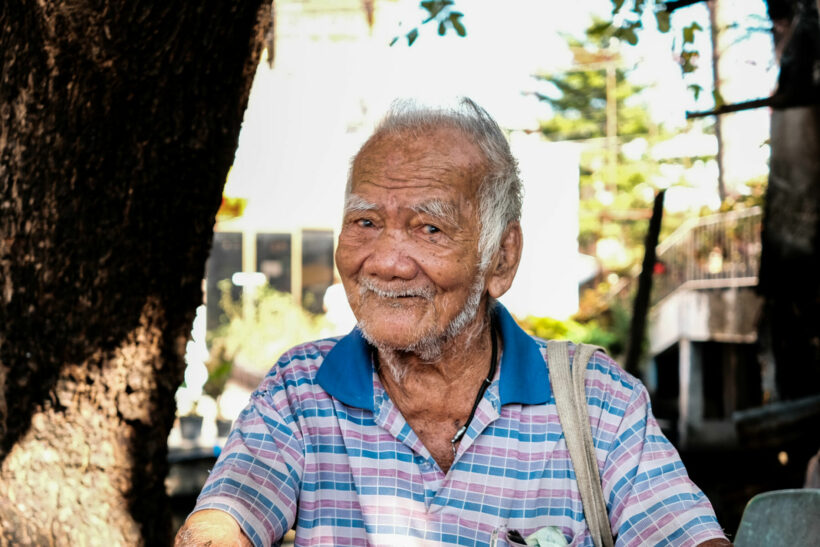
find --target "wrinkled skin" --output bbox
[336,126,490,354]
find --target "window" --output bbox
[301,229,334,314]
[256,233,292,293]
[205,232,242,330]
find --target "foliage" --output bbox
[516,308,628,359]
[215,194,247,221]
[535,21,668,275]
[582,286,634,355]
[718,176,766,212]
[610,0,703,74]
[202,358,233,399]
[534,18,717,360]
[205,281,331,394]
[391,1,465,46]
[536,21,650,141]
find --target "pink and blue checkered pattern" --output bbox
[193,305,726,546]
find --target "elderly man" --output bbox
[177,99,730,546]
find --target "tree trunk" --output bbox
[623,190,665,376]
[0,1,269,544]
[757,0,820,402]
[758,104,820,401]
[708,0,728,203]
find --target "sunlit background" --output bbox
[167,0,794,537]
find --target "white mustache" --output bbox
[358,278,435,300]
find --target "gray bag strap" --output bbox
[546,341,615,547]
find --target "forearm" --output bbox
[175,509,253,547]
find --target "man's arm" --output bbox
[186,371,306,545]
[175,509,253,547]
[589,359,730,545]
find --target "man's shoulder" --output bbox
[529,337,653,451]
[531,336,642,403]
[254,335,345,394]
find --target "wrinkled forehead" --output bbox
[351,126,487,191]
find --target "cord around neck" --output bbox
[450,316,498,456]
[368,315,499,459]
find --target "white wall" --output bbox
[500,135,580,319]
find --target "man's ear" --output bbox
[487,222,523,299]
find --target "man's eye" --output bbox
[356,219,374,228]
[423,224,440,234]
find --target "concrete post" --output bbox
[678,338,704,447]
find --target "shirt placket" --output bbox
[452,386,502,463]
[428,383,502,515]
[372,379,444,509]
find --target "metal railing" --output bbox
[652,207,762,304]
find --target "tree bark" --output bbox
[758,105,820,401]
[757,0,820,402]
[0,1,269,544]
[708,0,727,203]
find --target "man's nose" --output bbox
[365,229,419,280]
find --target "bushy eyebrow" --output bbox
[411,199,459,227]
[343,194,458,227]
[343,194,378,215]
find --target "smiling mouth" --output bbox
[358,279,434,301]
[372,292,429,301]
[370,293,427,307]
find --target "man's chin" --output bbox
[358,323,434,351]
[354,293,484,361]
[359,295,429,311]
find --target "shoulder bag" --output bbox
[546,341,615,547]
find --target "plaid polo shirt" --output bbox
[193,305,726,546]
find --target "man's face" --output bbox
[336,127,488,354]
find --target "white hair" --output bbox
[346,97,523,270]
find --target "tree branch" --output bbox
[686,97,774,118]
[623,190,665,377]
[663,0,709,13]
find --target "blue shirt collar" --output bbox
[316,303,550,411]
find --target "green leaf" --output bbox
[632,0,647,15]
[421,0,453,20]
[682,22,702,45]
[688,84,703,100]
[438,21,446,36]
[614,26,639,45]
[407,28,419,46]
[654,10,670,33]
[449,12,466,37]
[712,89,725,107]
[588,19,614,37]
[612,0,627,14]
[680,50,699,73]
[389,36,399,47]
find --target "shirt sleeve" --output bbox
[191,377,305,547]
[598,379,727,546]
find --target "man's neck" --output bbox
[376,310,495,418]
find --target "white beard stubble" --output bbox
[355,275,487,383]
